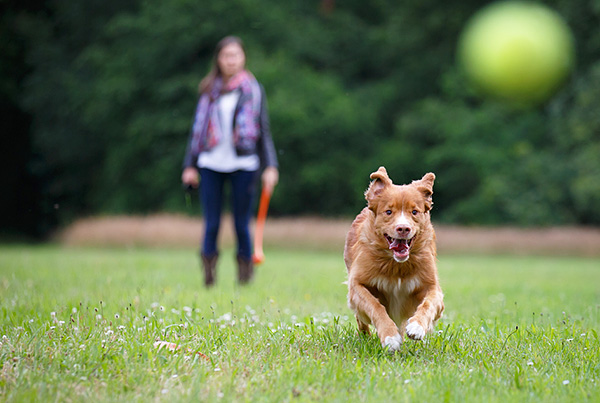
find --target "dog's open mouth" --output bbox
[385,234,413,262]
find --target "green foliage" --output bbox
[1,246,599,400]
[10,0,600,226]
[553,61,600,224]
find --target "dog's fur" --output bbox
[344,167,444,351]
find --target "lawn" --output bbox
[1,245,598,402]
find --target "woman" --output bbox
[182,36,279,287]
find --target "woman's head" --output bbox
[200,36,247,94]
[216,36,246,80]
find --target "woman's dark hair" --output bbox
[199,36,246,95]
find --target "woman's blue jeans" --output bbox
[199,168,258,259]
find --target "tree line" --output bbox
[2,0,600,238]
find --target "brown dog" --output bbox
[344,167,444,351]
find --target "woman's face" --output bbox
[218,43,246,79]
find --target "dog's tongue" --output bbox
[389,238,409,253]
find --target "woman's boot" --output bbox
[201,253,218,287]
[236,255,254,284]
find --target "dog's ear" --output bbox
[413,172,435,211]
[365,166,393,208]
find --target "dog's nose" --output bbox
[395,225,411,237]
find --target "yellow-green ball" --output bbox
[458,1,575,107]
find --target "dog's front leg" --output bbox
[348,281,403,351]
[406,286,444,340]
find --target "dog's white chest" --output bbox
[369,275,421,327]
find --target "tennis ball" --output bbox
[457,1,575,107]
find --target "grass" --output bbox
[1,245,599,402]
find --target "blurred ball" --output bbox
[458,1,575,107]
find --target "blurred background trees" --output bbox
[2,0,600,238]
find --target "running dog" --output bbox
[344,167,444,351]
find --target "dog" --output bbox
[344,167,444,351]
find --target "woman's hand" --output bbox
[261,166,279,194]
[182,167,200,188]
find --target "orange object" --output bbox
[252,187,272,264]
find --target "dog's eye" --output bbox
[385,210,392,216]
[412,210,419,216]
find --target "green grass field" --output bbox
[1,245,599,402]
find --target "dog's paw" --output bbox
[406,321,426,340]
[383,334,403,352]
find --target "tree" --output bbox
[4,0,600,234]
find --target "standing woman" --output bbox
[182,36,279,287]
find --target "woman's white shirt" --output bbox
[197,89,260,173]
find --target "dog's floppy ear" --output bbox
[413,172,435,211]
[365,166,393,208]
